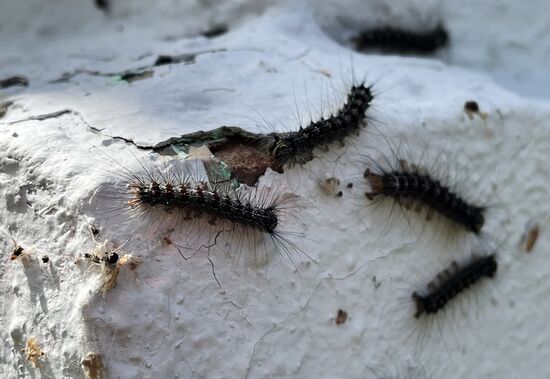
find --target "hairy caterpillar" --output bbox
[259,83,374,168]
[412,254,497,318]
[0,75,29,89]
[128,166,279,237]
[378,246,501,352]
[351,24,448,55]
[89,149,304,282]
[363,157,486,235]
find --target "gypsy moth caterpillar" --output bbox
[359,137,492,243]
[351,24,449,55]
[88,147,306,284]
[377,241,502,353]
[412,254,497,318]
[364,159,485,234]
[258,82,374,168]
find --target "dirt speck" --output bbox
[335,309,348,325]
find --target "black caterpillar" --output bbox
[412,254,497,318]
[129,177,278,235]
[0,75,29,89]
[93,157,302,269]
[364,161,485,234]
[261,83,374,167]
[351,24,448,55]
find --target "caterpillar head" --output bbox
[263,206,279,234]
[469,208,485,234]
[270,136,290,156]
[363,169,384,200]
[268,133,297,167]
[411,291,426,318]
[433,24,449,48]
[484,254,498,277]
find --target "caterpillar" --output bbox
[94,0,109,12]
[128,170,278,235]
[364,159,486,234]
[90,152,303,278]
[412,254,497,318]
[0,75,29,89]
[351,24,449,55]
[260,83,374,168]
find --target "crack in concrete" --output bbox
[49,68,153,84]
[153,125,277,185]
[49,48,226,84]
[225,300,258,334]
[243,324,277,379]
[152,126,262,152]
[8,109,73,123]
[6,106,284,185]
[7,108,155,150]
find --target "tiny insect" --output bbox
[11,245,25,260]
[90,225,100,237]
[83,240,141,293]
[23,337,45,367]
[84,250,118,266]
[1,227,31,261]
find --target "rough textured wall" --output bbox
[1,1,549,378]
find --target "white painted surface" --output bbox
[1,0,550,378]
